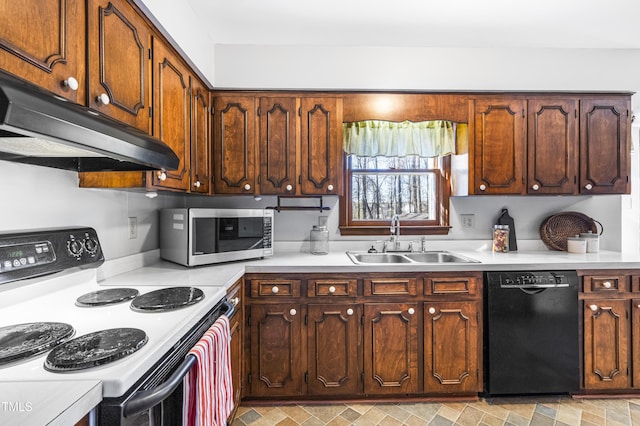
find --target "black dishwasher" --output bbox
[484,270,579,395]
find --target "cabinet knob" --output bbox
[532,184,540,191]
[603,281,612,289]
[479,184,487,191]
[63,77,79,91]
[193,180,201,188]
[271,286,279,294]
[428,307,436,315]
[346,308,354,316]
[96,93,110,105]
[589,304,598,312]
[584,183,593,190]
[327,184,334,191]
[289,308,297,316]
[408,308,415,315]
[232,297,240,306]
[329,286,336,294]
[243,183,251,191]
[286,184,293,192]
[156,171,167,181]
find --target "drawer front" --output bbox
[364,278,417,296]
[307,279,357,297]
[425,276,478,296]
[583,275,627,293]
[251,279,301,298]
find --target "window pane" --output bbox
[351,156,437,170]
[350,172,436,220]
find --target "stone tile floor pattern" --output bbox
[231,396,640,425]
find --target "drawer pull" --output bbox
[603,281,612,289]
[329,286,336,294]
[428,307,436,315]
[271,286,279,294]
[408,308,415,315]
[589,304,598,312]
[346,308,354,316]
[289,308,297,316]
[63,76,79,91]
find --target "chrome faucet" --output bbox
[389,214,401,251]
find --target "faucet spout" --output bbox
[390,214,401,250]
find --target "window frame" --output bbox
[339,154,451,236]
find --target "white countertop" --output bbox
[0,380,101,426]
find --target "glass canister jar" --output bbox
[310,225,329,255]
[579,231,599,253]
[493,225,509,253]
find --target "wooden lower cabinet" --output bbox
[227,280,242,423]
[248,303,304,397]
[307,304,361,395]
[424,301,480,393]
[583,299,630,389]
[364,303,419,395]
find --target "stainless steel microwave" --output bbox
[160,208,274,266]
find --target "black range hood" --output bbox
[0,70,179,172]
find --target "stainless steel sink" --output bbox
[346,250,479,265]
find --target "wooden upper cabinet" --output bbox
[150,39,190,191]
[258,97,298,195]
[212,95,257,194]
[300,97,341,195]
[472,98,527,195]
[527,98,579,195]
[0,0,85,103]
[87,0,152,133]
[190,77,210,194]
[580,97,631,194]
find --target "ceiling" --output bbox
[187,0,640,49]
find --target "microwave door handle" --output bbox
[122,299,234,417]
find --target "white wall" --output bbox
[0,162,184,260]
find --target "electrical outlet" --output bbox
[461,214,475,229]
[128,217,137,239]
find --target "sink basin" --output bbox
[404,251,479,263]
[347,253,414,264]
[346,250,479,265]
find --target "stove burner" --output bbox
[76,288,139,307]
[130,287,204,312]
[0,322,74,365]
[44,328,148,372]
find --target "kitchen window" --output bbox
[339,120,465,236]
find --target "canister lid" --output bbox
[580,231,598,238]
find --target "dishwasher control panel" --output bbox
[486,270,577,288]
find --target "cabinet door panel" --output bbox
[424,301,479,393]
[300,97,341,195]
[364,303,418,394]
[632,299,640,388]
[212,96,257,194]
[0,0,85,103]
[527,99,578,194]
[259,97,297,194]
[249,304,304,397]
[308,304,361,395]
[580,98,630,194]
[150,41,190,190]
[190,77,210,194]
[473,98,526,194]
[87,0,151,132]
[583,299,629,389]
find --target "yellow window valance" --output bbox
[343,120,467,157]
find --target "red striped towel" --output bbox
[183,315,234,426]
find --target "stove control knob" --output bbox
[84,237,99,255]
[67,239,84,257]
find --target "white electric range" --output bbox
[0,227,231,425]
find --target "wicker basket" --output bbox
[540,212,601,251]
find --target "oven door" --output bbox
[99,299,233,426]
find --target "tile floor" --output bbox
[231,396,640,426]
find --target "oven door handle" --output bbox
[123,299,234,417]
